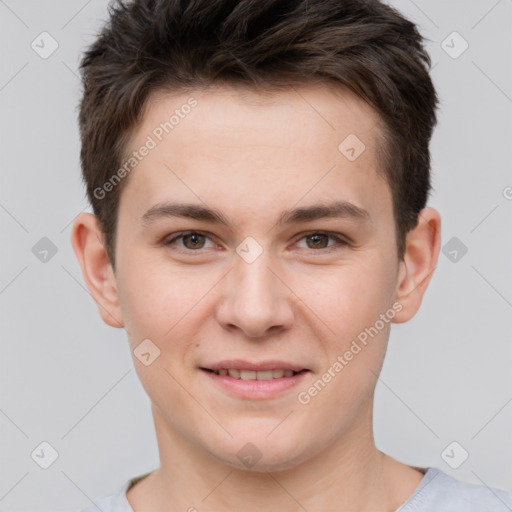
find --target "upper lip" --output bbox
[202,359,308,372]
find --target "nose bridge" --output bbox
[235,249,276,301]
[216,240,294,337]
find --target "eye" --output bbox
[294,231,349,251]
[162,230,350,254]
[163,231,216,251]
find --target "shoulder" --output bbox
[77,479,135,512]
[399,467,512,512]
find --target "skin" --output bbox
[72,83,441,511]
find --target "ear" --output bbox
[70,213,124,328]
[392,207,441,323]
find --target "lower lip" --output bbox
[201,369,309,399]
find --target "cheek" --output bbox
[117,262,207,407]
[116,253,205,345]
[291,258,395,337]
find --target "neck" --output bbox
[127,403,421,512]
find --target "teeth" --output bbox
[214,368,299,380]
[240,370,257,380]
[228,369,240,379]
[256,370,274,381]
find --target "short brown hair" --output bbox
[78,0,438,267]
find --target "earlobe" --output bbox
[392,208,441,323]
[70,213,124,328]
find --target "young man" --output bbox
[71,0,512,511]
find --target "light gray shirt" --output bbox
[78,467,512,511]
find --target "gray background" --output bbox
[0,0,511,510]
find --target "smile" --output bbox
[206,368,300,380]
[200,362,310,399]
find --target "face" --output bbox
[107,84,406,470]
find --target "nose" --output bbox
[214,246,295,339]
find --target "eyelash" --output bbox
[162,230,350,254]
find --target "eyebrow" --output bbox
[140,200,371,228]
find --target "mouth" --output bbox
[199,360,310,399]
[201,368,307,380]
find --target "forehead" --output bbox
[119,83,392,226]
[141,82,382,154]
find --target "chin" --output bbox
[208,434,313,473]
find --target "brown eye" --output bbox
[182,233,206,249]
[164,231,215,251]
[295,231,349,252]
[306,234,330,249]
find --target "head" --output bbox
[78,0,438,267]
[72,0,441,472]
